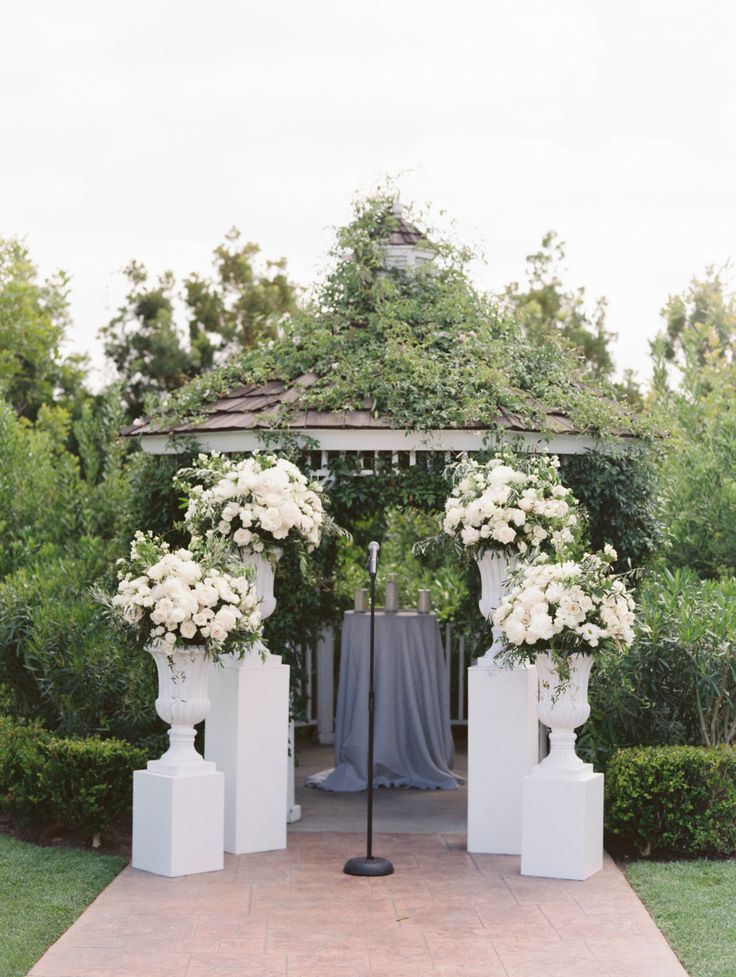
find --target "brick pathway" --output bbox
[29,833,687,977]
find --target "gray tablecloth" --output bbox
[309,611,460,791]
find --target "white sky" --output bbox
[2,0,735,388]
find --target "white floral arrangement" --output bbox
[105,532,262,658]
[176,452,326,555]
[492,545,636,661]
[443,450,580,557]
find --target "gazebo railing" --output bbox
[291,622,478,740]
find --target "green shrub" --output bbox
[0,541,159,740]
[561,446,665,572]
[0,717,149,839]
[579,568,736,768]
[606,746,736,856]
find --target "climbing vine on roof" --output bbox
[155,190,649,438]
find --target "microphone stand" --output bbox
[343,542,394,877]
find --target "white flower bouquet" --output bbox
[493,545,636,662]
[176,452,327,555]
[442,450,581,557]
[104,532,262,659]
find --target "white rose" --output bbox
[214,608,238,632]
[492,524,516,545]
[210,623,227,642]
[504,618,528,644]
[509,508,526,527]
[180,620,197,639]
[461,526,481,546]
[259,507,284,535]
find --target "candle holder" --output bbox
[417,589,431,614]
[384,574,399,612]
[354,588,368,612]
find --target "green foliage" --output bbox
[657,264,736,368]
[606,745,736,856]
[101,230,297,417]
[652,268,736,576]
[122,446,197,547]
[334,508,469,623]
[503,230,615,380]
[658,366,736,577]
[0,542,159,740]
[0,401,88,577]
[560,447,665,571]
[0,238,87,420]
[0,834,124,977]
[580,569,736,767]
[0,716,148,837]
[158,192,644,439]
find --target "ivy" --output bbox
[152,191,651,440]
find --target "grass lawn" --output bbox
[0,834,125,977]
[626,859,736,977]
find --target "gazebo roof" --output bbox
[124,192,648,457]
[125,371,639,456]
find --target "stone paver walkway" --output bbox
[29,833,687,977]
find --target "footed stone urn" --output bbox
[475,549,517,664]
[147,645,216,775]
[532,652,594,780]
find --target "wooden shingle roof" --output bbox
[124,372,632,440]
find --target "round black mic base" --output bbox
[343,856,394,877]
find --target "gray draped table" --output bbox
[308,610,461,791]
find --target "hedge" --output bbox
[606,745,736,856]
[0,717,148,841]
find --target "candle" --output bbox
[384,574,399,612]
[354,588,368,612]
[417,589,431,614]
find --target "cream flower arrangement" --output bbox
[492,545,636,662]
[443,449,581,557]
[176,452,328,555]
[103,532,262,659]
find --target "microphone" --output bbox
[368,541,379,577]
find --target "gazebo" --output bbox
[126,195,647,738]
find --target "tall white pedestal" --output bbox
[521,771,604,880]
[467,662,538,855]
[205,652,290,854]
[287,719,302,823]
[132,768,224,877]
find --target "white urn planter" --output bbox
[532,652,594,781]
[240,546,281,622]
[467,548,538,856]
[475,549,517,664]
[147,645,217,775]
[132,645,225,877]
[205,546,291,854]
[521,651,604,881]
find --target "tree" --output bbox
[101,229,297,417]
[652,269,736,576]
[0,237,87,419]
[658,265,736,370]
[504,231,616,380]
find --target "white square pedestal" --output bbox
[205,653,290,854]
[467,662,538,855]
[132,768,224,877]
[521,772,604,880]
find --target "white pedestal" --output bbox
[467,662,538,855]
[521,771,604,880]
[287,719,302,823]
[205,651,290,854]
[132,768,224,877]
